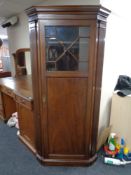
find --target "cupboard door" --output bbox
[0,92,4,120]
[42,23,95,159]
[47,77,87,156]
[2,93,16,121]
[17,103,36,152]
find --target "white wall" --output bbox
[40,0,99,5]
[0,26,8,39]
[98,0,131,137]
[25,51,31,75]
[7,12,30,76]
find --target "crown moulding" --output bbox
[26,5,111,22]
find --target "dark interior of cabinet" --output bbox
[45,26,89,72]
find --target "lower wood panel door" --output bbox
[17,103,36,152]
[44,77,89,159]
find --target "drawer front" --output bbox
[1,86,14,98]
[16,95,33,110]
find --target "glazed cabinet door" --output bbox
[40,20,97,162]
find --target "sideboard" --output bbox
[0,75,36,154]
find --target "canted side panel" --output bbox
[91,23,107,155]
[47,77,88,156]
[29,21,42,156]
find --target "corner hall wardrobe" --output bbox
[26,5,110,166]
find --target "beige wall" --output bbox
[7,12,30,76]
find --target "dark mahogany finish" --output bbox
[26,5,110,166]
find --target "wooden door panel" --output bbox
[2,93,16,120]
[47,77,88,155]
[18,104,35,147]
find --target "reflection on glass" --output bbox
[45,26,90,72]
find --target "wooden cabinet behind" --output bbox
[26,5,110,166]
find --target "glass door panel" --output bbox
[45,26,90,72]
